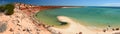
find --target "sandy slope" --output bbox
[0,8,51,34]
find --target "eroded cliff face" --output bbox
[0,3,52,34]
[15,3,63,16]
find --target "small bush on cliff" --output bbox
[0,3,14,15]
[4,4,14,15]
[0,7,5,12]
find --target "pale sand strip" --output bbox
[49,16,118,34]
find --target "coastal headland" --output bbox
[0,3,63,34]
[0,3,120,34]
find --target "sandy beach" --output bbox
[49,16,120,34]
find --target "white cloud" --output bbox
[100,3,120,7]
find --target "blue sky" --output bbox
[1,0,120,6]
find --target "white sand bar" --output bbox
[49,16,120,34]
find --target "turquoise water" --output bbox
[36,7,120,28]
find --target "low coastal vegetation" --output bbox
[0,3,14,15]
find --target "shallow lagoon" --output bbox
[36,7,120,28]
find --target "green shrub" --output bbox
[0,3,14,15]
[4,4,14,15]
[0,6,5,12]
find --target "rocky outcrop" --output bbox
[0,23,7,33]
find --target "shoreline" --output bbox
[0,3,56,34]
[3,3,120,34]
[32,7,120,34]
[48,16,120,34]
[34,12,70,29]
[67,17,120,33]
